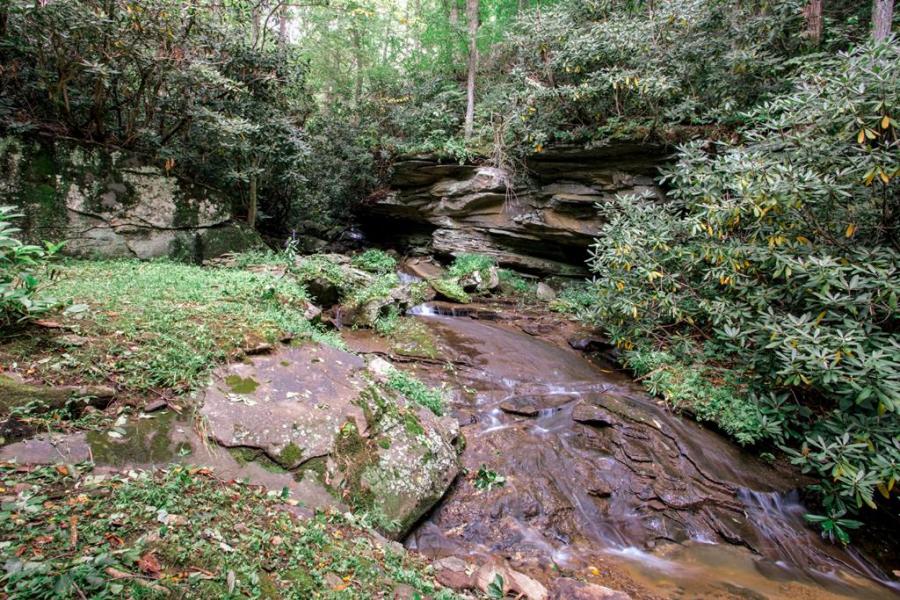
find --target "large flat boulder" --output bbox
[200,343,459,537]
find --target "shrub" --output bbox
[352,249,398,274]
[585,41,900,527]
[448,253,495,279]
[0,206,61,327]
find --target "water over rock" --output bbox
[351,310,899,598]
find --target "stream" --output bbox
[3,300,899,598]
[394,307,899,599]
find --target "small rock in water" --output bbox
[536,282,557,301]
[499,399,539,417]
[143,399,168,413]
[572,401,617,428]
[550,578,631,600]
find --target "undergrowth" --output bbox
[0,260,339,397]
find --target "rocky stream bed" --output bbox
[1,256,899,599]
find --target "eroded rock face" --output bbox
[364,144,668,275]
[199,343,459,537]
[0,136,262,261]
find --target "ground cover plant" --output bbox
[0,463,461,599]
[0,259,338,398]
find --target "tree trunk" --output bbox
[247,158,259,229]
[872,0,894,41]
[464,0,479,139]
[352,26,364,106]
[803,0,823,45]
[278,3,289,44]
[449,0,459,27]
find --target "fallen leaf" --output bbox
[34,320,65,329]
[138,552,163,577]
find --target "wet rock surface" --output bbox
[345,308,898,599]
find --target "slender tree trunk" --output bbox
[278,2,289,44]
[449,0,459,27]
[464,0,479,139]
[352,26,364,106]
[872,0,894,41]
[247,157,260,229]
[803,0,823,45]
[251,2,263,47]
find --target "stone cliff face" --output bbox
[364,143,668,275]
[0,136,261,261]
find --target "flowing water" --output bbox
[399,309,899,599]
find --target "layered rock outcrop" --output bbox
[0,136,261,261]
[364,143,668,275]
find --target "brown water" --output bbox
[399,311,899,599]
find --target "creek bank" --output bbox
[2,252,898,598]
[342,300,900,599]
[362,143,668,275]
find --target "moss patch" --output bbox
[225,374,259,394]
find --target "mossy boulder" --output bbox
[199,343,460,537]
[430,278,471,304]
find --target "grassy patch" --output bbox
[498,269,535,298]
[386,370,445,416]
[351,249,397,274]
[447,253,494,279]
[0,463,459,599]
[0,259,338,398]
[549,281,595,316]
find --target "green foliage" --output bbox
[491,0,805,152]
[386,370,445,416]
[374,305,401,335]
[0,464,455,598]
[352,249,398,274]
[1,259,336,394]
[550,281,596,317]
[498,269,534,296]
[448,253,495,279]
[0,206,61,328]
[0,0,315,232]
[474,465,506,491]
[804,511,863,546]
[584,41,900,525]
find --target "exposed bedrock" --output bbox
[0,135,262,262]
[363,143,669,275]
